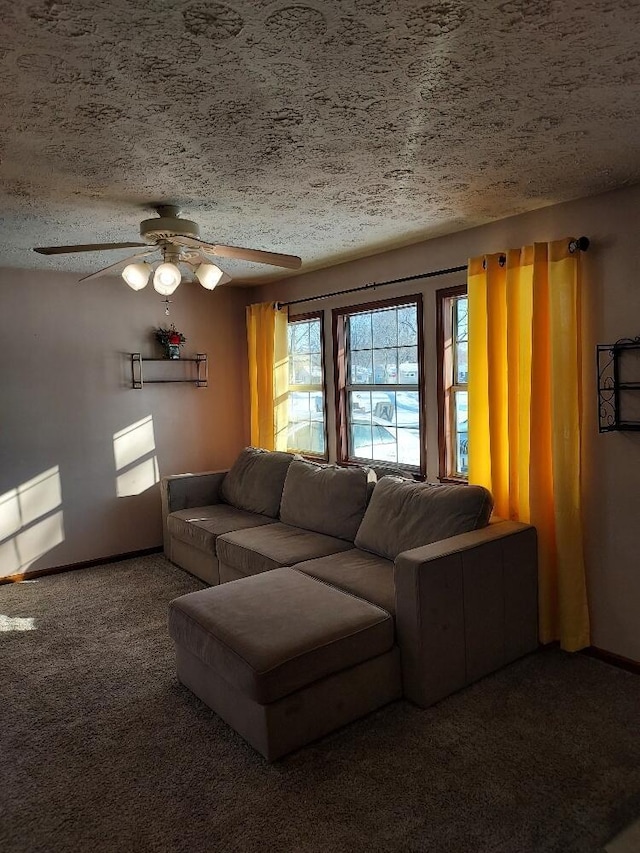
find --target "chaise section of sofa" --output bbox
[169,566,402,761]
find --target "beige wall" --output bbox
[258,183,640,662]
[0,267,250,576]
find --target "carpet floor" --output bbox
[1,555,639,853]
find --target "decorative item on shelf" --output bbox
[155,324,186,359]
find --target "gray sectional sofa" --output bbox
[163,448,538,760]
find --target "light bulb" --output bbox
[195,262,224,290]
[122,262,152,290]
[153,262,181,295]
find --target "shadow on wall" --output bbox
[113,415,159,498]
[0,466,65,579]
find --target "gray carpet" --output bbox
[1,555,639,853]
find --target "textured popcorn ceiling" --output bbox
[2,0,640,284]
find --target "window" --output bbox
[333,296,425,473]
[437,286,468,480]
[286,313,326,458]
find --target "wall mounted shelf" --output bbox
[131,353,208,389]
[597,337,640,432]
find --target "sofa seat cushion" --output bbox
[167,505,276,555]
[295,550,396,616]
[355,476,494,561]
[219,447,295,518]
[168,567,394,704]
[216,523,354,577]
[279,459,373,541]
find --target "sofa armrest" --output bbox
[394,520,538,708]
[161,470,229,514]
[161,470,229,555]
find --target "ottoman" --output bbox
[168,567,402,760]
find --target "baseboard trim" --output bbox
[0,546,164,585]
[582,646,640,674]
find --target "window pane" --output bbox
[454,297,468,385]
[287,417,325,455]
[349,313,372,350]
[309,352,322,384]
[454,390,468,476]
[373,348,398,384]
[309,321,321,353]
[395,391,420,428]
[397,428,421,466]
[372,391,395,422]
[287,317,325,456]
[372,308,397,348]
[398,306,418,346]
[455,340,468,384]
[350,421,373,460]
[289,391,310,421]
[350,390,372,417]
[290,321,310,353]
[350,350,373,385]
[439,291,468,480]
[398,347,418,384]
[456,298,468,342]
[372,425,398,463]
[290,355,304,385]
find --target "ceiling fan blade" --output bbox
[171,235,302,269]
[211,243,302,270]
[34,242,148,255]
[79,249,158,282]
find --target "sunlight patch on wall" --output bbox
[0,466,65,578]
[0,615,35,632]
[113,415,160,497]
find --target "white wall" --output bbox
[0,268,250,576]
[259,183,640,663]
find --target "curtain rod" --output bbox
[274,236,590,311]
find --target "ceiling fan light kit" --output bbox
[195,262,224,290]
[153,262,182,295]
[122,262,153,290]
[33,205,303,293]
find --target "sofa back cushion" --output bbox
[220,447,295,518]
[354,476,493,560]
[280,460,372,541]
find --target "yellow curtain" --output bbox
[246,302,289,451]
[468,240,590,651]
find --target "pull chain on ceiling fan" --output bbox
[33,205,302,292]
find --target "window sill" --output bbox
[292,452,329,463]
[338,459,425,480]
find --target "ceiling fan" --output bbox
[33,205,302,294]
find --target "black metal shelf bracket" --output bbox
[131,353,208,389]
[597,337,640,432]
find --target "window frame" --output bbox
[286,310,328,461]
[436,284,468,482]
[332,294,426,476]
